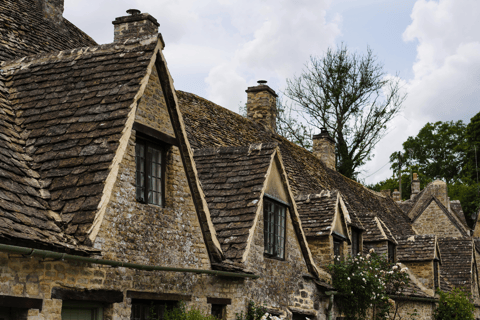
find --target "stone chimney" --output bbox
[411,173,420,199]
[312,128,336,170]
[112,9,160,42]
[42,0,64,27]
[246,80,278,132]
[381,189,391,198]
[392,189,401,202]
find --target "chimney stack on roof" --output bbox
[113,9,160,42]
[392,189,401,202]
[312,128,336,170]
[42,0,64,26]
[411,173,420,199]
[246,80,278,132]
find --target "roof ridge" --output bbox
[193,143,278,157]
[1,34,160,72]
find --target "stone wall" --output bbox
[312,137,335,171]
[0,65,331,320]
[402,261,434,290]
[389,300,435,320]
[413,201,463,237]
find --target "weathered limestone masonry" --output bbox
[312,129,335,171]
[113,12,161,43]
[246,81,278,132]
[402,261,435,290]
[413,201,464,236]
[389,301,434,320]
[411,173,420,199]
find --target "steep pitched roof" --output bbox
[0,0,97,63]
[0,35,160,249]
[295,191,337,238]
[397,235,439,262]
[295,190,363,238]
[177,91,415,242]
[450,200,469,228]
[193,143,276,262]
[438,237,473,290]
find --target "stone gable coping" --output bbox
[0,34,163,250]
[411,196,469,237]
[178,90,415,241]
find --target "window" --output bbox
[333,238,343,264]
[434,259,439,289]
[136,137,165,206]
[211,305,226,320]
[61,302,104,320]
[388,242,395,263]
[264,198,286,259]
[351,228,360,256]
[130,300,177,320]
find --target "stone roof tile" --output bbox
[193,143,277,263]
[0,36,158,249]
[0,0,97,63]
[397,235,437,262]
[438,237,473,291]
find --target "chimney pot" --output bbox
[113,10,160,42]
[312,128,336,170]
[246,80,278,132]
[127,9,141,15]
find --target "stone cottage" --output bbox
[0,1,479,320]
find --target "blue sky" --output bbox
[65,0,480,184]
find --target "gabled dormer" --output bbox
[296,191,356,266]
[397,235,442,295]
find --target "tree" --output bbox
[434,288,475,320]
[284,44,405,179]
[389,121,467,184]
[463,111,480,183]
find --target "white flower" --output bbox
[369,248,375,253]
[362,278,366,282]
[366,254,371,259]
[351,291,353,294]
[347,277,350,280]
[392,265,398,270]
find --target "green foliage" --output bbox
[327,249,410,320]
[389,117,480,221]
[434,288,475,320]
[285,44,405,180]
[164,302,218,320]
[389,121,467,184]
[235,301,267,320]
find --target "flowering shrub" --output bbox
[434,288,475,320]
[327,248,410,320]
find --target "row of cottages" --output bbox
[0,1,479,319]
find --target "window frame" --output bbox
[351,228,361,256]
[135,134,167,207]
[130,300,178,320]
[434,259,439,290]
[332,235,344,264]
[388,242,396,263]
[263,197,287,260]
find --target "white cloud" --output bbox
[362,0,480,184]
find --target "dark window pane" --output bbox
[136,138,164,206]
[351,229,359,256]
[211,304,226,320]
[264,198,286,259]
[131,301,176,320]
[388,242,395,263]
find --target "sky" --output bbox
[64,0,480,184]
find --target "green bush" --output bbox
[164,302,218,320]
[434,288,475,320]
[327,249,410,320]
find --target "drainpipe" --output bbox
[0,243,259,279]
[325,291,337,320]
